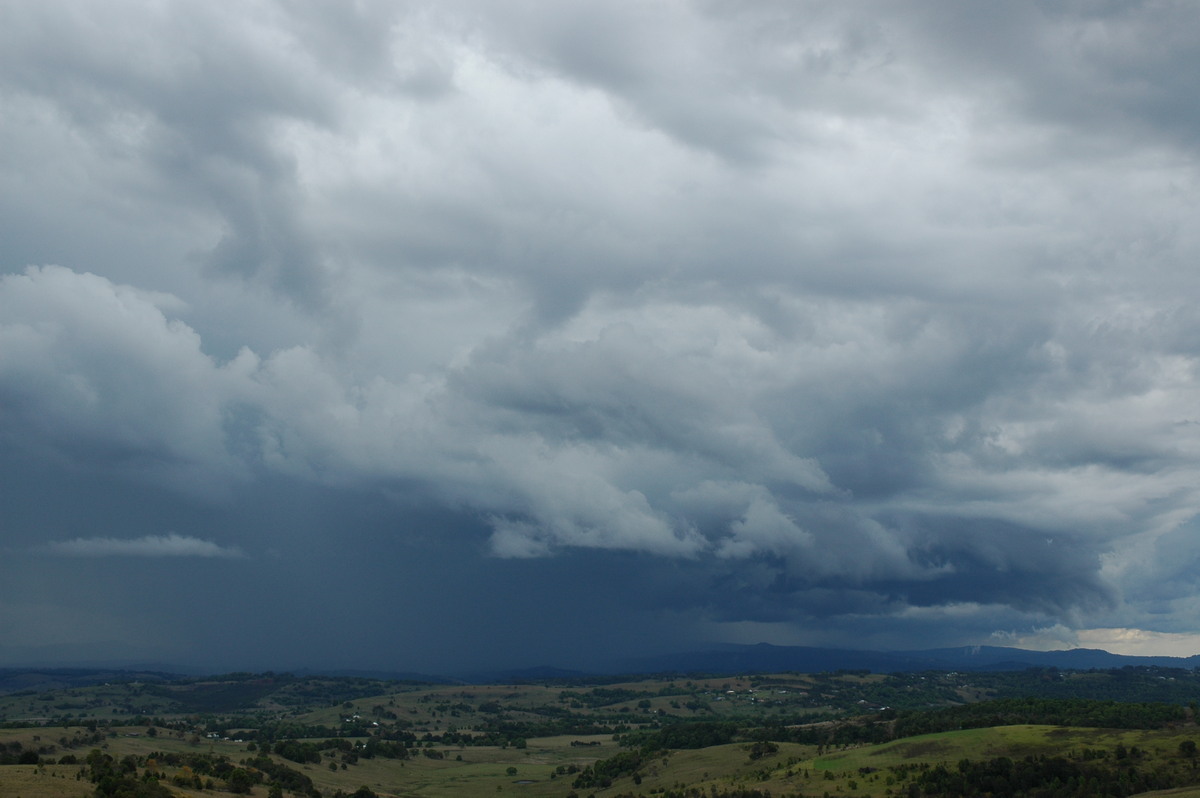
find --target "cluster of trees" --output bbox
[329,789,379,798]
[746,740,778,760]
[83,749,173,798]
[272,739,323,764]
[271,677,399,707]
[242,754,319,796]
[104,747,319,797]
[145,750,249,792]
[572,749,649,789]
[601,790,797,798]
[354,737,412,760]
[251,716,395,745]
[0,740,42,765]
[733,697,1190,751]
[911,754,1182,797]
[268,735,416,766]
[252,719,349,743]
[558,686,659,708]
[749,718,892,748]
[892,697,1187,738]
[987,667,1200,705]
[620,720,739,751]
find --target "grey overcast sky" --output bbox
[4,0,1200,673]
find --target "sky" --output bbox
[4,1,1200,674]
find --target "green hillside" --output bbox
[3,667,1200,797]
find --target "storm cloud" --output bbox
[3,0,1200,670]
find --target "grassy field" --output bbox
[797,725,1200,797]
[5,669,1200,797]
[0,765,93,798]
[6,722,1200,797]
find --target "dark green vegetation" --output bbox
[2,666,1200,797]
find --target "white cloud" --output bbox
[44,534,245,559]
[1076,628,1200,658]
[0,266,254,494]
[1006,625,1200,658]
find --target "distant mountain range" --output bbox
[4,643,1199,692]
[606,642,1200,678]
[458,643,1200,682]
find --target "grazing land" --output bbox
[2,666,1200,797]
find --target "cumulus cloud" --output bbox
[0,266,255,495]
[44,534,245,559]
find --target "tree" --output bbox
[227,768,254,794]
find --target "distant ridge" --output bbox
[0,668,179,695]
[4,643,1198,692]
[909,645,1200,671]
[610,643,1200,676]
[288,668,456,684]
[457,665,593,684]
